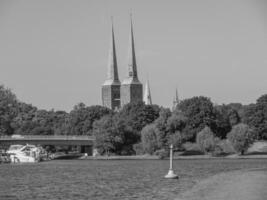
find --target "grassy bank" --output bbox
[176,168,267,200]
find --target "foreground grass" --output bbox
[176,168,267,200]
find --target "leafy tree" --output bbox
[213,107,231,139]
[154,108,172,149]
[196,126,216,153]
[11,102,37,135]
[114,102,160,152]
[178,96,216,141]
[227,123,256,155]
[93,115,124,155]
[68,103,112,135]
[141,124,158,154]
[166,112,187,133]
[213,104,240,139]
[228,109,240,126]
[0,85,19,135]
[118,101,160,133]
[226,103,243,117]
[243,94,267,139]
[51,110,69,135]
[168,131,183,150]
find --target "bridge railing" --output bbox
[0,135,95,140]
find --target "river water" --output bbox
[0,159,266,200]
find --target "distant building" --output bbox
[102,16,143,110]
[102,21,121,110]
[172,88,180,111]
[143,80,152,105]
[120,16,143,107]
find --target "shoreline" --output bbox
[81,154,267,160]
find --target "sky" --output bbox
[0,0,266,111]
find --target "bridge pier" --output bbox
[79,146,92,155]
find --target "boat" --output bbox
[6,144,47,163]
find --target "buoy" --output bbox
[165,144,178,179]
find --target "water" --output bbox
[0,159,266,200]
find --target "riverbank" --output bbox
[82,153,267,160]
[176,168,267,200]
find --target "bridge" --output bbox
[0,135,95,155]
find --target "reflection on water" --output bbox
[0,159,266,200]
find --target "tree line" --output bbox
[0,85,266,155]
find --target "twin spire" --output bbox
[104,15,140,86]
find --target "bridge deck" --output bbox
[0,135,95,146]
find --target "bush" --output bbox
[133,143,144,155]
[212,138,235,156]
[196,126,215,153]
[154,149,168,159]
[180,142,203,155]
[218,139,235,154]
[182,142,201,152]
[141,124,158,154]
[227,123,256,155]
[168,131,183,150]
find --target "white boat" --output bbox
[7,144,46,163]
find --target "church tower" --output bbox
[144,80,152,105]
[172,88,180,111]
[102,20,121,110]
[120,16,143,107]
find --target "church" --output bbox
[101,17,180,111]
[102,17,147,110]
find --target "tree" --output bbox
[118,101,160,133]
[0,85,19,135]
[154,108,172,149]
[213,104,240,139]
[196,126,216,153]
[141,124,158,154]
[166,112,187,133]
[227,123,256,155]
[168,131,182,150]
[68,103,112,135]
[243,94,267,140]
[178,96,216,141]
[93,115,124,155]
[11,102,37,134]
[114,101,160,152]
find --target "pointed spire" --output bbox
[103,17,120,85]
[144,80,152,105]
[126,14,139,82]
[175,88,179,103]
[172,88,180,111]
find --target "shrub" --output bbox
[133,143,144,155]
[182,142,201,152]
[181,142,203,155]
[218,139,235,154]
[212,138,235,156]
[154,149,168,159]
[227,123,256,155]
[196,126,215,153]
[168,131,183,150]
[141,124,158,154]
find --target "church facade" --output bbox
[102,18,143,110]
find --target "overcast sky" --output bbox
[0,0,266,111]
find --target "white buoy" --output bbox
[165,144,178,179]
